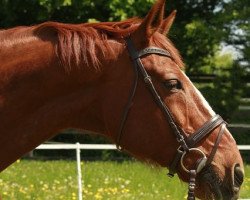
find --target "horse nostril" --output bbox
[234,164,244,188]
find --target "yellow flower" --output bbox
[122,188,130,193]
[83,189,88,193]
[97,188,104,193]
[94,193,102,199]
[54,180,60,184]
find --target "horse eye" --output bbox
[164,79,182,91]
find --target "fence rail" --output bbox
[36,144,117,150]
[36,143,250,150]
[34,143,250,200]
[189,74,250,83]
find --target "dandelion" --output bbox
[19,187,27,194]
[97,188,104,193]
[104,178,109,185]
[54,180,60,184]
[0,179,3,187]
[94,193,102,199]
[122,188,130,193]
[83,189,89,194]
[125,180,130,185]
[111,187,118,195]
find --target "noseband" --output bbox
[116,37,227,200]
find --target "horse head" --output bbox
[100,0,244,199]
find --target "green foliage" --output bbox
[199,61,244,120]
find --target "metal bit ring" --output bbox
[181,148,207,173]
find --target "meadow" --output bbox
[0,160,249,200]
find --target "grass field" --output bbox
[0,160,249,200]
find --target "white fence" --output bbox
[35,144,250,200]
[36,143,117,200]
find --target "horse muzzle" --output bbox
[198,163,244,200]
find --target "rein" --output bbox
[116,37,227,200]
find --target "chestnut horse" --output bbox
[0,0,244,199]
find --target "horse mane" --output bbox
[35,18,183,71]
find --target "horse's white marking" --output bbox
[193,87,216,116]
[182,71,215,116]
[182,71,234,139]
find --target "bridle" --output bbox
[116,37,227,200]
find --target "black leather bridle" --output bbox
[116,37,227,200]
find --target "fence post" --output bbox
[76,143,83,200]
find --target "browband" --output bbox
[137,47,172,59]
[129,46,172,60]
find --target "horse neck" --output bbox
[0,27,108,171]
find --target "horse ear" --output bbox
[160,10,177,35]
[133,0,166,40]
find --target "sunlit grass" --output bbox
[0,160,249,199]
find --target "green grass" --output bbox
[0,160,249,200]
